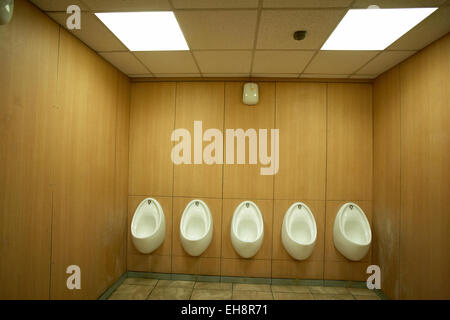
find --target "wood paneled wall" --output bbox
[373,34,450,299]
[0,0,58,299]
[0,0,130,299]
[128,81,373,281]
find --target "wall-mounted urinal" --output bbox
[231,201,264,258]
[333,202,372,261]
[180,199,213,256]
[281,202,317,260]
[131,198,165,254]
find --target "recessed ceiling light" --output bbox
[95,12,189,51]
[321,7,438,50]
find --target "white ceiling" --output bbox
[30,0,450,79]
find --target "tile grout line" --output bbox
[220,82,226,278]
[170,82,178,276]
[323,83,329,281]
[48,25,62,300]
[249,0,264,75]
[168,0,203,77]
[270,81,277,282]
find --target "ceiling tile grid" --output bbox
[47,11,128,52]
[355,50,416,75]
[98,52,150,75]
[134,51,200,74]
[175,10,259,50]
[30,0,450,78]
[304,51,380,75]
[193,50,253,74]
[256,9,347,49]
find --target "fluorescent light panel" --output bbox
[321,8,438,50]
[95,12,189,51]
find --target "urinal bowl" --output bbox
[281,202,317,260]
[231,201,264,259]
[180,200,213,256]
[333,202,371,261]
[131,198,165,254]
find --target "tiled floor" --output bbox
[107,278,381,300]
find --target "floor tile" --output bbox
[194,282,233,290]
[108,284,153,300]
[233,283,271,292]
[156,280,195,289]
[271,285,310,293]
[313,294,355,300]
[191,289,232,300]
[273,292,314,300]
[348,287,379,296]
[309,286,350,295]
[148,287,193,300]
[123,278,158,286]
[232,290,274,300]
[354,295,381,300]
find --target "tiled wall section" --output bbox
[128,81,373,281]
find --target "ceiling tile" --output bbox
[352,0,446,8]
[129,74,154,78]
[99,52,149,75]
[349,75,377,79]
[175,10,258,49]
[47,12,127,52]
[263,0,352,8]
[30,0,89,11]
[194,51,253,73]
[154,73,202,77]
[83,0,171,11]
[304,51,379,74]
[356,51,416,75]
[252,50,315,73]
[251,73,299,77]
[387,6,450,50]
[300,74,350,78]
[203,74,250,77]
[134,51,199,73]
[257,9,346,49]
[172,0,259,9]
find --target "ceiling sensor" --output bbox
[293,30,307,41]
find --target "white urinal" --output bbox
[131,198,165,254]
[231,201,264,258]
[333,202,372,261]
[281,202,317,260]
[180,199,213,256]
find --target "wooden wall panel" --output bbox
[50,29,128,299]
[114,73,131,281]
[373,66,401,300]
[0,0,59,299]
[399,34,450,300]
[274,83,327,200]
[129,83,176,197]
[173,82,224,198]
[327,83,373,201]
[223,82,276,199]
